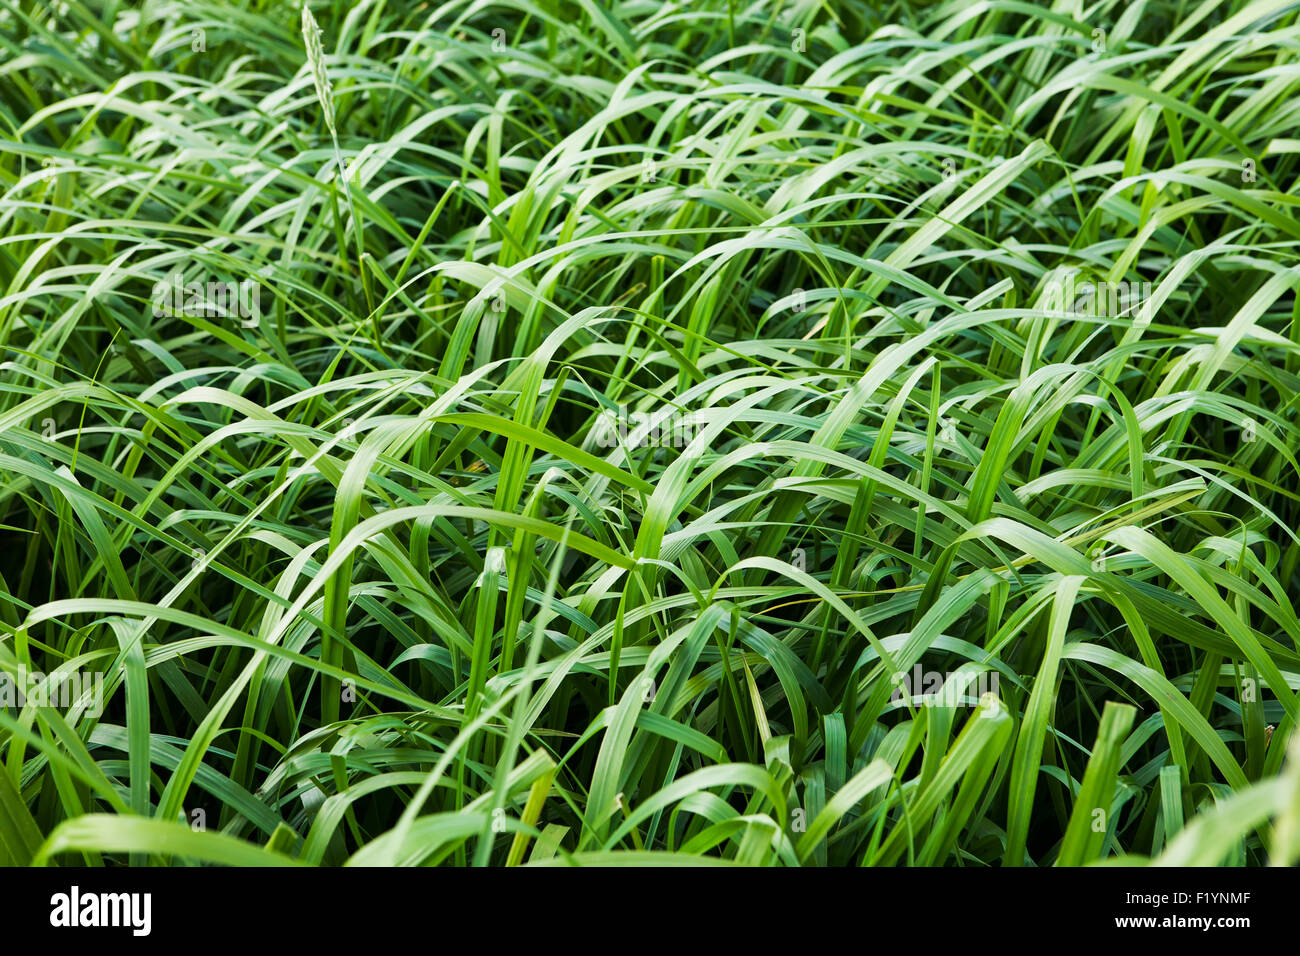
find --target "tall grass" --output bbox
[2,0,1300,866]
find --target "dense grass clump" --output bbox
[2,0,1300,867]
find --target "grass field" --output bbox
[2,0,1300,867]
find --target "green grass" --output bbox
[2,0,1300,867]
